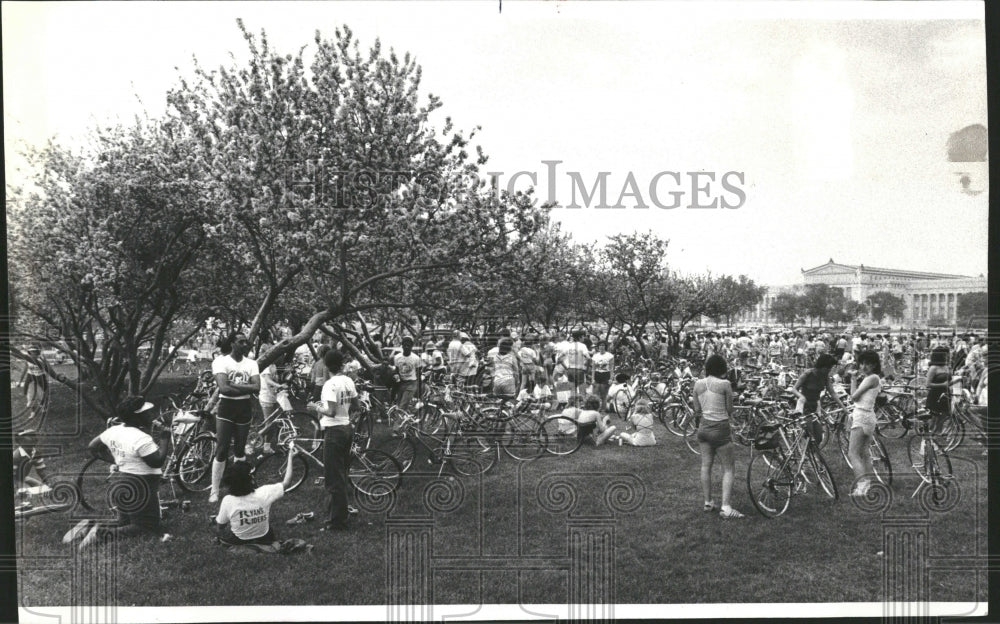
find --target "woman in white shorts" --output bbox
[847,350,881,497]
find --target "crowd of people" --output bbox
[39,323,990,549]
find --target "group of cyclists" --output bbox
[16,321,991,549]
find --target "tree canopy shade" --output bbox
[865,291,906,324]
[956,292,988,327]
[7,119,219,415]
[7,21,768,414]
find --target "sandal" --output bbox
[719,508,745,519]
[703,502,719,512]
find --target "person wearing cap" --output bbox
[70,396,174,548]
[421,340,447,384]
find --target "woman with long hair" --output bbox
[209,333,260,503]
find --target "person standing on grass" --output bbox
[517,336,539,395]
[591,341,614,412]
[491,337,522,399]
[394,337,422,411]
[68,396,174,548]
[846,350,882,497]
[213,446,299,549]
[209,333,260,504]
[316,350,359,531]
[457,332,478,389]
[447,331,463,378]
[310,345,332,402]
[692,355,745,519]
[559,330,591,402]
[790,354,845,421]
[17,346,50,429]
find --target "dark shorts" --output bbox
[565,369,587,386]
[217,398,253,426]
[594,371,611,385]
[696,419,732,449]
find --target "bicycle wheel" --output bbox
[254,451,308,493]
[612,389,633,418]
[869,436,893,486]
[379,435,417,473]
[282,410,322,453]
[806,449,838,500]
[938,415,964,452]
[350,449,402,497]
[684,417,701,455]
[539,416,583,456]
[75,457,117,518]
[176,432,216,492]
[747,450,793,518]
[876,404,908,439]
[503,414,546,461]
[448,433,498,476]
[418,403,446,435]
[662,404,691,437]
[923,442,954,492]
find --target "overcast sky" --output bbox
[4,1,988,285]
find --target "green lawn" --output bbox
[13,377,989,607]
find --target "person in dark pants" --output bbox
[68,396,174,548]
[316,350,359,531]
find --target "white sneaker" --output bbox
[63,519,92,544]
[78,523,102,549]
[160,533,174,543]
[208,492,219,504]
[850,480,871,497]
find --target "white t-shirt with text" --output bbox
[212,355,260,401]
[216,483,284,541]
[320,375,358,428]
[99,425,161,476]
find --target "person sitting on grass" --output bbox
[614,399,656,447]
[212,446,299,551]
[561,395,617,447]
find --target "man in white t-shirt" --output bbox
[316,350,359,531]
[560,330,591,399]
[446,331,463,375]
[393,337,423,410]
[457,333,478,388]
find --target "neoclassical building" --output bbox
[739,259,987,326]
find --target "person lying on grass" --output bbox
[561,395,617,447]
[614,399,656,447]
[212,445,299,549]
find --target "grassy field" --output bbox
[12,373,989,607]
